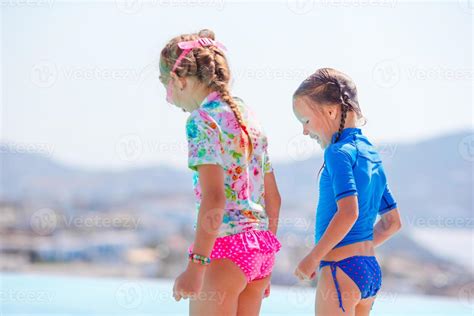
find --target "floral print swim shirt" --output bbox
[186,91,273,237]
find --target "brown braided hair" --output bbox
[159,29,253,159]
[293,68,366,177]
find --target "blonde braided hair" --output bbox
[160,29,253,159]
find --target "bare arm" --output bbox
[310,195,359,260]
[190,164,226,259]
[295,195,359,280]
[264,172,281,235]
[172,164,225,301]
[373,208,402,247]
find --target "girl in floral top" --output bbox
[187,94,273,236]
[159,29,282,315]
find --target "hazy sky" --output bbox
[2,0,472,171]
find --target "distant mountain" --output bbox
[379,132,473,221]
[1,130,472,227]
[0,151,192,206]
[275,130,473,225]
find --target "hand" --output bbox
[173,263,206,301]
[294,253,320,281]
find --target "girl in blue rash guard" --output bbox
[292,68,403,315]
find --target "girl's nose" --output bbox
[303,128,309,136]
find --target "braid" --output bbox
[196,45,253,160]
[160,29,253,160]
[206,45,253,160]
[293,68,366,180]
[210,73,253,160]
[334,102,348,143]
[332,81,349,143]
[317,82,349,179]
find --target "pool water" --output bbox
[1,273,472,315]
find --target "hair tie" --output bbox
[342,93,350,103]
[171,38,227,73]
[177,38,227,51]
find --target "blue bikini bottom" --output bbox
[319,255,382,313]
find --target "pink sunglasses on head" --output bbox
[166,38,227,104]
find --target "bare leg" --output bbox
[189,258,247,316]
[355,297,376,316]
[315,266,361,316]
[236,275,271,316]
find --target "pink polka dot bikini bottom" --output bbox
[188,230,281,282]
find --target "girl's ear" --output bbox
[326,104,339,120]
[178,77,187,91]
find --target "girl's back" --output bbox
[186,93,272,236]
